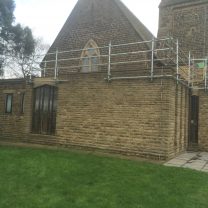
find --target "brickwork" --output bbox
[0,75,188,160]
[158,0,208,58]
[44,0,152,77]
[158,0,208,153]
[0,80,33,141]
[53,74,186,160]
[1,0,208,160]
[167,81,189,158]
[198,91,208,151]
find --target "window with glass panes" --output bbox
[81,40,100,72]
[5,94,13,114]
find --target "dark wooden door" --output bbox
[189,95,199,144]
[32,85,57,135]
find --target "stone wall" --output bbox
[198,90,208,151]
[0,0,195,159]
[158,0,208,58]
[44,0,151,77]
[0,75,189,160]
[54,74,188,159]
[0,79,33,141]
[167,80,189,157]
[158,0,208,153]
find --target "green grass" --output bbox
[0,146,208,208]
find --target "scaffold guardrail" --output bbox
[15,36,208,92]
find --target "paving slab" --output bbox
[203,164,208,170]
[183,160,207,170]
[186,159,206,164]
[198,153,208,161]
[201,157,208,161]
[175,152,197,160]
[199,152,208,157]
[165,158,187,167]
[164,152,208,172]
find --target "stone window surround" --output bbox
[5,93,13,114]
[80,39,100,73]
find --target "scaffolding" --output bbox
[32,37,207,92]
[189,57,208,91]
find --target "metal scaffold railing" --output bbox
[189,57,208,91]
[27,36,208,92]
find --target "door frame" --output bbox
[188,94,199,146]
[32,85,57,135]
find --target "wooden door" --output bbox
[32,85,57,135]
[189,95,199,144]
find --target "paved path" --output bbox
[165,152,208,173]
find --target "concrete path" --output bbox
[165,152,208,173]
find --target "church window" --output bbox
[81,40,100,72]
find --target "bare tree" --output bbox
[0,0,49,79]
[4,38,50,78]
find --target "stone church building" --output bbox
[0,0,208,160]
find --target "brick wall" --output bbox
[0,0,193,159]
[0,80,33,141]
[0,75,189,160]
[54,74,188,159]
[198,90,208,151]
[158,0,208,58]
[158,0,208,153]
[167,80,189,157]
[44,0,150,77]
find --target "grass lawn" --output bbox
[0,146,208,208]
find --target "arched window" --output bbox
[81,39,100,72]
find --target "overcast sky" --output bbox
[14,0,161,45]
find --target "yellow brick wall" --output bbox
[0,80,33,141]
[0,75,190,160]
[198,90,208,151]
[55,74,188,159]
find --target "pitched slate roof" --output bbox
[114,0,154,41]
[160,0,208,7]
